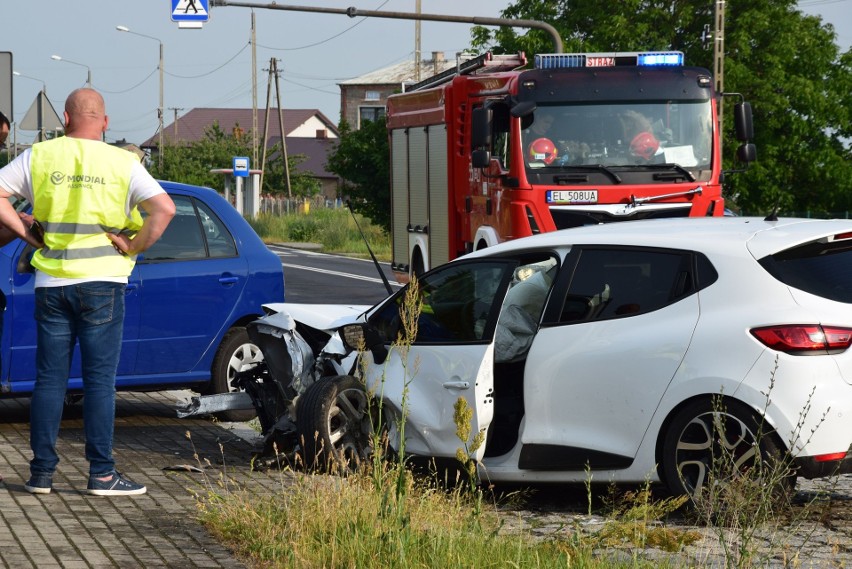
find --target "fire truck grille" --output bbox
[550,207,691,229]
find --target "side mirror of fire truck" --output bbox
[471,107,493,168]
[510,101,537,119]
[737,143,757,163]
[733,102,756,164]
[733,102,754,142]
[472,149,490,168]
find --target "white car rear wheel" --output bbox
[661,398,794,503]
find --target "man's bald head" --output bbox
[63,88,108,139]
[66,88,105,119]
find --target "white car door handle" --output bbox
[442,381,470,390]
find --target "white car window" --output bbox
[369,260,516,344]
[558,248,691,323]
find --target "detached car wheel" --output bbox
[297,375,372,473]
[209,326,264,422]
[661,398,794,502]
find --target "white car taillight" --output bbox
[750,325,852,354]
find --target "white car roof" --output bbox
[462,217,852,260]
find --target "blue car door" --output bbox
[2,241,141,392]
[130,192,248,377]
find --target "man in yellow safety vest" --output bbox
[0,88,175,496]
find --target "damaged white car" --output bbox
[179,217,852,497]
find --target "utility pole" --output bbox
[273,58,292,199]
[251,11,258,168]
[260,60,273,196]
[714,0,725,125]
[260,58,291,200]
[414,0,421,82]
[169,107,185,143]
[158,40,165,170]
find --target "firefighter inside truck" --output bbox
[524,103,711,171]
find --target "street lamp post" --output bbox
[13,71,48,142]
[50,55,92,87]
[116,25,164,169]
[12,70,46,93]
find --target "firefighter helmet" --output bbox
[529,138,558,165]
[630,131,660,160]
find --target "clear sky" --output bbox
[3,0,848,147]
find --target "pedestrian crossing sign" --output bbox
[171,0,210,25]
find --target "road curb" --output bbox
[271,242,323,251]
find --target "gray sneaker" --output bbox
[24,474,53,494]
[87,471,146,496]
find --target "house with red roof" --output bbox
[141,108,341,199]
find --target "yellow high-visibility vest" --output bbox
[30,137,143,278]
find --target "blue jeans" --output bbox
[30,282,125,478]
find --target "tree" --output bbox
[150,122,323,197]
[472,0,852,216]
[262,143,322,198]
[325,117,391,232]
[150,122,252,189]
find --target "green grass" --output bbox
[247,208,391,262]
[196,466,688,569]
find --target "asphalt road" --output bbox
[268,244,401,305]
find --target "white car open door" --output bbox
[362,259,517,460]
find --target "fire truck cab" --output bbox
[387,51,754,279]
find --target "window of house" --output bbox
[364,90,381,101]
[359,106,386,125]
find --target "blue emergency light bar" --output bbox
[637,52,684,66]
[535,51,685,69]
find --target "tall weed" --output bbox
[688,360,838,567]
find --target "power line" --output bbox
[279,76,341,96]
[165,43,249,79]
[798,0,847,6]
[98,67,158,94]
[254,0,391,51]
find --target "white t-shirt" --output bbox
[0,146,166,287]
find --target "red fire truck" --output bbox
[386,51,755,278]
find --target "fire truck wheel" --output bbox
[297,375,373,474]
[207,327,263,422]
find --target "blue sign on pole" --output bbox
[233,156,250,178]
[171,0,210,24]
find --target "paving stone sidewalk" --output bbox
[0,390,272,569]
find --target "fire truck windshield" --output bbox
[523,101,712,174]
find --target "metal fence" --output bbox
[259,195,345,216]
